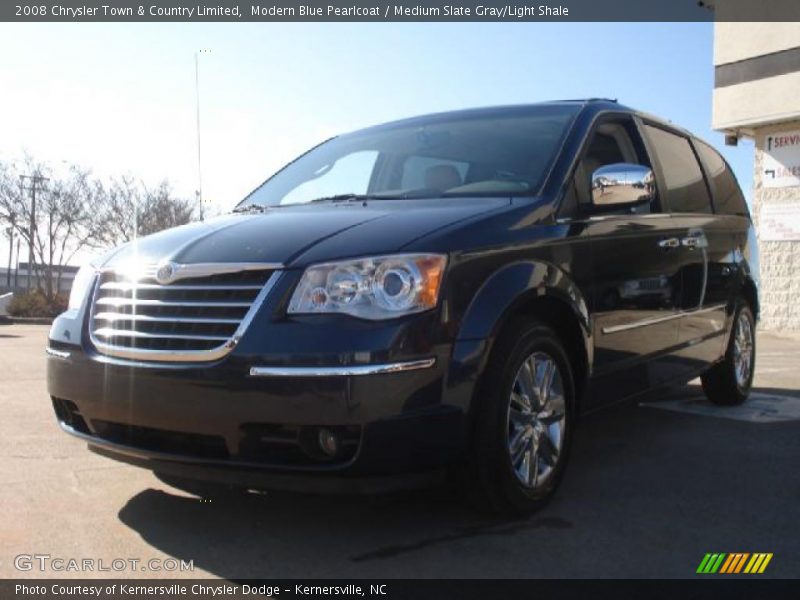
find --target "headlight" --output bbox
[67,263,98,311]
[288,254,447,320]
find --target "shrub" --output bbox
[7,291,68,318]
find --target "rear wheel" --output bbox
[701,301,755,406]
[468,318,575,515]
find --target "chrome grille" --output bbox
[89,263,278,362]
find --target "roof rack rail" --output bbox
[555,97,619,104]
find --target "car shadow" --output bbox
[116,382,800,579]
[654,382,800,401]
[118,483,577,575]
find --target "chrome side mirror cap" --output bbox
[591,163,655,209]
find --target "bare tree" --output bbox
[0,157,196,301]
[96,175,138,245]
[0,158,108,300]
[136,180,195,238]
[97,177,195,246]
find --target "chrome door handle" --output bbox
[658,238,680,249]
[681,237,700,248]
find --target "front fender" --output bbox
[456,260,590,343]
[442,260,592,426]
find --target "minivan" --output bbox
[47,100,758,514]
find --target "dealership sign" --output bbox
[763,130,800,188]
[760,203,800,241]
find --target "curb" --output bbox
[0,316,54,325]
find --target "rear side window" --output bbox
[643,125,712,214]
[695,141,749,216]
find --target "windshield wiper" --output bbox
[308,193,371,204]
[309,192,429,203]
[232,203,268,214]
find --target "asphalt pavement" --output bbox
[1,323,798,579]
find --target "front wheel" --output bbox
[468,318,575,515]
[701,301,755,406]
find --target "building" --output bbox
[0,263,79,296]
[711,12,800,330]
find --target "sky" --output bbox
[0,22,754,266]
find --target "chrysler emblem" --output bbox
[155,261,178,285]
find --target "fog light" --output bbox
[318,427,340,457]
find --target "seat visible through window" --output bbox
[424,164,463,192]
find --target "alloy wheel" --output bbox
[506,351,567,489]
[733,311,754,389]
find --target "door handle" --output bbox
[658,237,680,249]
[681,237,700,248]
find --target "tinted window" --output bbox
[644,125,712,214]
[240,105,579,207]
[695,140,749,216]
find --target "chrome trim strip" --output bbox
[602,312,683,334]
[93,312,240,325]
[601,303,727,335]
[100,282,264,291]
[249,358,436,378]
[95,298,252,307]
[159,261,285,283]
[90,270,281,363]
[93,328,229,342]
[45,347,71,360]
[99,261,284,283]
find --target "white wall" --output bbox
[752,121,800,331]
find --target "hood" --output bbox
[102,197,510,269]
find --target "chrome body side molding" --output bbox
[249,358,437,378]
[601,303,728,335]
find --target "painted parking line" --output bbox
[641,392,800,423]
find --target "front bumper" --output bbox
[46,342,464,492]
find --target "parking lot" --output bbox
[1,323,798,579]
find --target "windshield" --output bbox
[239,104,579,208]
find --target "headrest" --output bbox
[424,164,462,192]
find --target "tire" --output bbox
[467,317,575,515]
[701,300,755,406]
[154,472,247,500]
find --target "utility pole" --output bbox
[5,212,14,288]
[14,238,20,288]
[19,173,49,292]
[195,49,211,222]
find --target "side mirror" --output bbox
[590,163,655,210]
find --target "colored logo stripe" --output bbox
[744,553,773,574]
[697,553,726,573]
[719,554,736,573]
[698,553,773,574]
[720,553,749,573]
